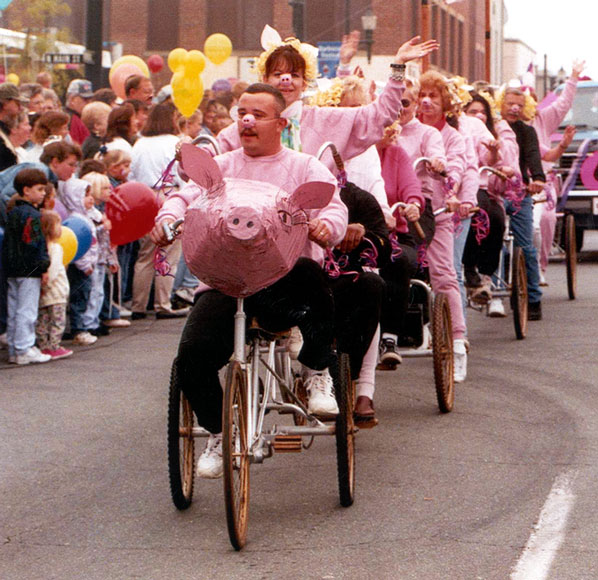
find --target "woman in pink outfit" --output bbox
[217,26,439,173]
[530,60,584,281]
[417,71,472,383]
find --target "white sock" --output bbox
[381,332,398,343]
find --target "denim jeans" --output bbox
[453,217,471,326]
[172,255,198,293]
[100,270,121,321]
[67,265,92,334]
[0,261,7,334]
[82,264,105,330]
[505,196,542,303]
[6,277,41,356]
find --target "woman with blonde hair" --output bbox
[81,101,112,159]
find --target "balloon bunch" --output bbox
[109,55,150,100]
[167,33,233,118]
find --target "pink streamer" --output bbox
[389,231,403,262]
[451,212,463,236]
[504,175,525,214]
[336,169,348,188]
[416,243,428,269]
[152,158,177,196]
[324,238,379,281]
[442,175,457,199]
[154,247,174,277]
[472,208,490,245]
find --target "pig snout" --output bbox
[226,207,264,240]
[279,74,292,88]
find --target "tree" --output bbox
[3,0,72,79]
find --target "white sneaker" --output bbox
[539,271,548,286]
[116,305,132,317]
[73,332,98,346]
[453,339,467,383]
[305,370,339,416]
[0,333,7,349]
[16,347,51,365]
[487,298,506,318]
[196,433,223,479]
[287,326,303,360]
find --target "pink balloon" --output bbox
[147,54,164,74]
[580,152,598,190]
[110,63,143,100]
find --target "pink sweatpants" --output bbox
[427,215,466,340]
[539,204,557,272]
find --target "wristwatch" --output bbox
[390,63,406,82]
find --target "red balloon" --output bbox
[147,54,164,74]
[105,182,160,246]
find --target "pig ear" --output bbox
[289,181,335,209]
[180,143,223,190]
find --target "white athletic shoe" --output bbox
[487,298,506,318]
[305,370,339,416]
[16,347,51,365]
[453,339,467,383]
[73,332,98,346]
[196,433,223,479]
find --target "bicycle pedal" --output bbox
[272,434,303,452]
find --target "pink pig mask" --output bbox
[178,144,335,297]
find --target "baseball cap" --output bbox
[67,79,93,98]
[0,83,29,103]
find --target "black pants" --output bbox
[462,189,505,276]
[176,258,335,434]
[329,271,386,380]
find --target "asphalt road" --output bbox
[2,236,598,580]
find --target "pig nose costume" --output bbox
[155,145,348,433]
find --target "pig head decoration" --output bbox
[180,144,335,297]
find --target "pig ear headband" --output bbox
[253,24,319,82]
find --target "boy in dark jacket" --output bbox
[3,168,51,364]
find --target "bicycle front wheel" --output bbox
[432,293,454,413]
[511,247,528,340]
[167,358,195,510]
[564,213,577,300]
[223,360,250,551]
[333,352,355,507]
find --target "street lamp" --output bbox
[360,7,377,64]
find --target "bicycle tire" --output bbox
[432,293,454,413]
[333,352,355,507]
[167,358,195,510]
[511,247,528,340]
[223,360,250,551]
[565,213,577,300]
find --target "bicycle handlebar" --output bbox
[191,134,221,156]
[389,201,426,240]
[413,156,448,178]
[162,218,184,242]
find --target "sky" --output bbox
[503,0,597,80]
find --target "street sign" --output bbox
[317,41,341,79]
[43,53,85,65]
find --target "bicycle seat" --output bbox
[247,319,292,343]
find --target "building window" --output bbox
[147,0,180,51]
[207,0,273,51]
[430,4,439,66]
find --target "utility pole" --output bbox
[288,0,305,40]
[85,0,103,90]
[421,0,430,72]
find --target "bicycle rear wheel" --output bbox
[167,358,195,510]
[564,213,577,300]
[511,247,528,340]
[223,360,250,551]
[333,352,355,507]
[432,293,454,413]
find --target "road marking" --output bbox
[511,470,577,580]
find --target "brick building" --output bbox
[3,1,505,86]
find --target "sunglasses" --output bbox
[400,99,412,108]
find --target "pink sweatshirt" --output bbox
[157,146,348,267]
[533,77,577,173]
[217,78,405,172]
[487,120,522,201]
[459,114,497,190]
[397,118,447,211]
[378,143,425,233]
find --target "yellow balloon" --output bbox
[187,50,206,75]
[109,55,149,82]
[58,226,78,266]
[204,33,232,65]
[6,73,19,86]
[172,74,204,117]
[168,48,188,73]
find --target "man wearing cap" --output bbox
[65,79,93,145]
[0,83,28,171]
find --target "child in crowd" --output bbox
[61,178,100,346]
[81,171,128,330]
[36,210,72,359]
[2,168,51,365]
[100,148,131,188]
